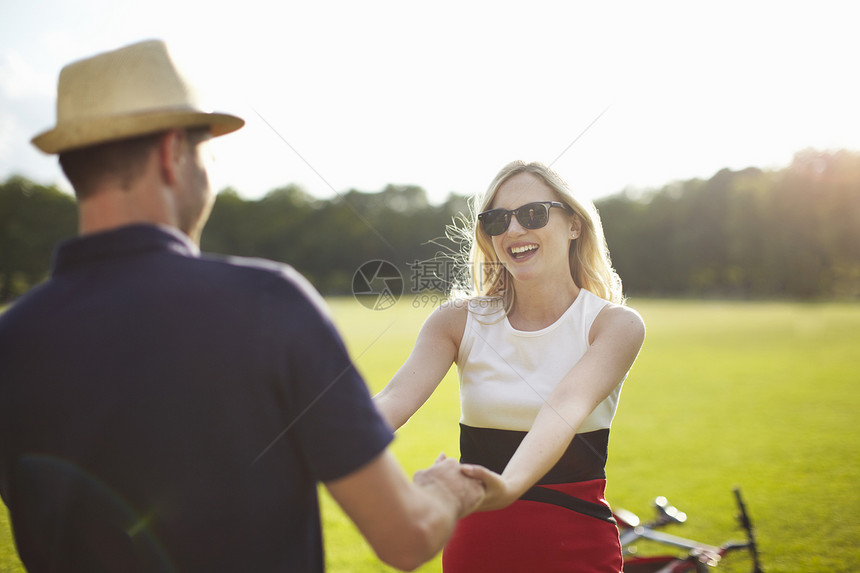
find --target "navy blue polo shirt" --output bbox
[0,224,393,572]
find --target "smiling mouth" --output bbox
[509,244,539,259]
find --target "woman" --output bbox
[374,160,645,572]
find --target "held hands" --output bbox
[459,463,515,512]
[414,453,513,516]
[413,453,485,519]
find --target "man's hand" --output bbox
[413,453,485,518]
[459,463,513,512]
[327,450,485,570]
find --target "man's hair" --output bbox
[58,127,210,200]
[59,132,166,199]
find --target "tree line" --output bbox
[1,148,858,303]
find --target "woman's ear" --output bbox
[569,213,582,240]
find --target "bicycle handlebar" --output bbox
[733,487,764,573]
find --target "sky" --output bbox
[2,0,859,205]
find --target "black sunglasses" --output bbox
[477,201,569,236]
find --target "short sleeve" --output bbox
[264,269,394,482]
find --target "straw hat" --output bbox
[32,39,244,154]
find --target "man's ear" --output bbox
[157,129,185,186]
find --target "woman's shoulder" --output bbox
[591,301,646,346]
[421,298,469,342]
[433,297,470,319]
[435,295,505,318]
[423,296,505,344]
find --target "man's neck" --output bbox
[77,184,179,236]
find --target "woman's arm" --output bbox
[463,304,646,510]
[373,301,467,430]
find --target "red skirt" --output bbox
[443,480,622,573]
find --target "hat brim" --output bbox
[31,108,244,154]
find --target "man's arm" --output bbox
[325,449,485,572]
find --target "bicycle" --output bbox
[615,488,764,572]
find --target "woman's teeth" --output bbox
[510,244,538,257]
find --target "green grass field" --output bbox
[2,298,858,572]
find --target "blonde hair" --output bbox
[449,160,624,307]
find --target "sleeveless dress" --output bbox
[443,289,626,573]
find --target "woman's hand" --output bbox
[459,463,516,512]
[413,453,486,518]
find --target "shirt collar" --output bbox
[52,224,199,276]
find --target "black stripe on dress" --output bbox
[520,486,617,524]
[459,423,610,484]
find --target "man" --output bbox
[0,40,485,572]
